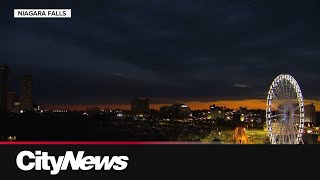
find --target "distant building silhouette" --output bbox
[167,104,191,120]
[131,97,149,115]
[305,103,316,124]
[207,104,225,120]
[13,101,21,113]
[21,75,33,111]
[7,91,16,112]
[159,104,191,120]
[159,106,171,119]
[0,65,9,113]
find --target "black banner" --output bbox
[0,144,318,179]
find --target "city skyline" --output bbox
[2,64,320,112]
[42,99,320,112]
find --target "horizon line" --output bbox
[39,99,319,111]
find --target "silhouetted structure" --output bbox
[0,65,9,113]
[131,97,149,115]
[21,75,33,111]
[208,104,225,120]
[13,101,21,113]
[168,104,191,120]
[159,106,171,119]
[7,91,16,112]
[305,103,316,124]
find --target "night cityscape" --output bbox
[1,1,320,144]
[1,65,320,144]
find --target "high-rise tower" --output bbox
[305,103,316,124]
[131,97,150,115]
[0,65,9,113]
[21,75,33,111]
[7,91,16,112]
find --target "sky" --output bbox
[1,0,320,110]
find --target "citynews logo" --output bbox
[16,151,129,175]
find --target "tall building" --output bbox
[169,104,191,120]
[305,103,316,124]
[13,101,21,113]
[232,106,248,124]
[207,104,225,120]
[0,65,9,113]
[159,106,171,119]
[131,97,150,115]
[7,91,16,112]
[21,75,33,111]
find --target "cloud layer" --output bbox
[1,0,320,104]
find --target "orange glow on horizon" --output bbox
[42,99,320,111]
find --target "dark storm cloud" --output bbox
[1,0,320,104]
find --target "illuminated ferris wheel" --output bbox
[266,74,304,144]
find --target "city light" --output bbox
[0,67,318,145]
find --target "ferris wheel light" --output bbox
[266,74,304,144]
